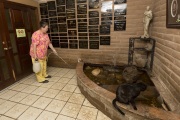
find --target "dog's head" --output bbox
[136,82,147,91]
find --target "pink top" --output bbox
[29,30,50,59]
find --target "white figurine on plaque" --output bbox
[141,6,153,38]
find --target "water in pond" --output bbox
[83,63,162,108]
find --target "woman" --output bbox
[30,21,57,83]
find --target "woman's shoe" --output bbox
[40,80,49,83]
[45,75,51,78]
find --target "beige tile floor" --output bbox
[0,67,111,120]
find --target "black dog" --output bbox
[112,82,147,115]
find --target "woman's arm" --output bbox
[49,43,58,55]
[33,44,37,60]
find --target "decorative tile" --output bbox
[74,87,81,94]
[54,72,64,77]
[58,77,71,83]
[62,84,77,92]
[42,89,60,98]
[68,93,85,105]
[63,73,75,78]
[0,90,18,100]
[68,78,77,85]
[55,91,72,101]
[0,101,16,114]
[56,115,75,120]
[4,104,28,119]
[36,111,58,120]
[77,106,98,120]
[97,111,111,120]
[49,77,61,82]
[31,87,48,96]
[83,99,95,108]
[18,107,42,120]
[45,100,66,113]
[60,102,81,118]
[40,82,55,88]
[31,81,43,87]
[11,84,28,91]
[20,94,39,106]
[9,92,28,102]
[32,97,52,109]
[0,116,15,120]
[21,85,38,94]
[51,82,66,90]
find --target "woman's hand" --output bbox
[53,49,58,56]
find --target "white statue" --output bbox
[141,6,153,38]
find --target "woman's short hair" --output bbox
[40,21,48,28]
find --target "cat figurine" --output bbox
[112,82,147,115]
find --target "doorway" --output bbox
[0,1,38,90]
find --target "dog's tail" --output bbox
[112,98,125,116]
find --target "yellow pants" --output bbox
[32,57,48,82]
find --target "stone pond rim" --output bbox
[76,62,180,120]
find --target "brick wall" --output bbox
[48,0,154,68]
[151,0,180,111]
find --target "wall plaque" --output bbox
[89,18,99,25]
[77,4,87,14]
[89,33,99,36]
[78,29,87,32]
[51,37,59,40]
[16,29,26,38]
[67,20,76,28]
[51,33,59,36]
[114,21,126,31]
[57,6,65,12]
[79,37,88,40]
[68,30,77,36]
[40,3,47,6]
[66,0,75,9]
[78,19,87,22]
[114,0,127,4]
[59,24,67,32]
[50,24,58,32]
[101,21,112,25]
[89,36,99,40]
[56,0,65,5]
[101,1,112,12]
[89,29,98,32]
[58,12,66,16]
[40,7,47,15]
[88,26,98,29]
[100,25,110,35]
[69,37,77,39]
[70,40,78,43]
[47,1,56,10]
[60,36,68,39]
[89,11,99,17]
[77,15,87,18]
[89,0,99,9]
[79,41,88,49]
[52,40,60,47]
[69,44,78,49]
[77,0,87,3]
[58,17,66,23]
[114,16,126,20]
[60,43,68,48]
[114,4,127,15]
[90,41,99,49]
[101,13,112,17]
[101,17,112,21]
[60,40,68,42]
[100,36,110,45]
[49,11,57,17]
[79,33,88,36]
[59,33,67,36]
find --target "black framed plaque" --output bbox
[89,18,99,25]
[58,12,66,16]
[58,17,66,23]
[47,1,56,10]
[51,33,59,36]
[89,29,98,32]
[89,0,99,9]
[79,41,88,49]
[114,21,126,31]
[89,33,99,36]
[60,40,68,42]
[101,13,112,17]
[79,33,88,36]
[52,40,60,47]
[69,44,78,49]
[57,6,65,12]
[51,37,59,40]
[49,11,57,17]
[114,16,126,21]
[89,36,99,40]
[78,29,87,32]
[40,6,48,15]
[68,30,77,36]
[49,17,57,24]
[101,21,112,25]
[67,20,76,28]
[88,26,98,29]
[101,1,113,12]
[114,4,127,15]
[79,37,88,40]
[59,33,67,36]
[78,19,87,22]
[101,17,112,21]
[77,0,87,3]
[66,0,75,9]
[50,24,58,32]
[114,0,127,4]
[89,11,99,17]
[77,4,87,14]
[100,36,110,45]
[56,0,65,5]
[69,37,77,39]
[77,14,87,18]
[90,41,99,49]
[40,3,47,7]
[69,40,78,43]
[59,24,67,32]
[60,43,68,48]
[100,25,110,35]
